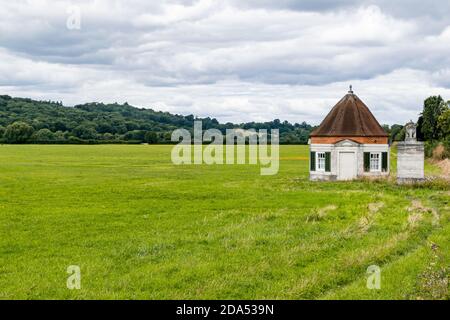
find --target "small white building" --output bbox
[309,88,390,181]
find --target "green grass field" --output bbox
[0,145,448,300]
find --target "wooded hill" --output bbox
[0,95,313,144]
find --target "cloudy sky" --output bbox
[1,0,450,125]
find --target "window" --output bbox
[370,153,380,171]
[317,152,326,171]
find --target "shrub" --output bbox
[442,136,450,158]
[424,141,439,158]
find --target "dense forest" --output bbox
[0,95,313,144]
[0,94,448,153]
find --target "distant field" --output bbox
[0,145,448,299]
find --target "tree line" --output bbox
[0,95,312,144]
[0,94,448,153]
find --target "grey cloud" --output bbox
[232,0,450,19]
[1,0,450,124]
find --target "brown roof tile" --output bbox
[310,92,388,137]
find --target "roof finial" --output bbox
[348,84,353,94]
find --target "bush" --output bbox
[442,136,450,158]
[432,144,446,160]
[425,140,450,160]
[424,141,438,158]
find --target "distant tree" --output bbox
[53,121,67,132]
[395,127,406,141]
[96,121,114,134]
[4,121,34,143]
[102,133,115,140]
[31,119,48,130]
[73,125,98,140]
[145,131,158,144]
[54,131,67,141]
[161,132,172,143]
[123,130,145,141]
[416,116,425,141]
[125,121,139,131]
[389,124,404,141]
[111,121,128,134]
[32,128,56,142]
[437,107,450,139]
[421,96,447,140]
[0,125,5,139]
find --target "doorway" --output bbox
[338,152,357,180]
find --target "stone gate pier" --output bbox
[397,121,424,183]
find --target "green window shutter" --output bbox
[325,152,331,172]
[364,152,370,172]
[310,151,316,171]
[382,152,388,172]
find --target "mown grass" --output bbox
[0,145,448,299]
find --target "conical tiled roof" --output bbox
[310,91,388,137]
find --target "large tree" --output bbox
[421,96,447,140]
[388,124,405,141]
[4,121,34,143]
[437,107,450,139]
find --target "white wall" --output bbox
[397,143,424,180]
[310,142,390,181]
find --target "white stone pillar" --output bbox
[397,121,425,183]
